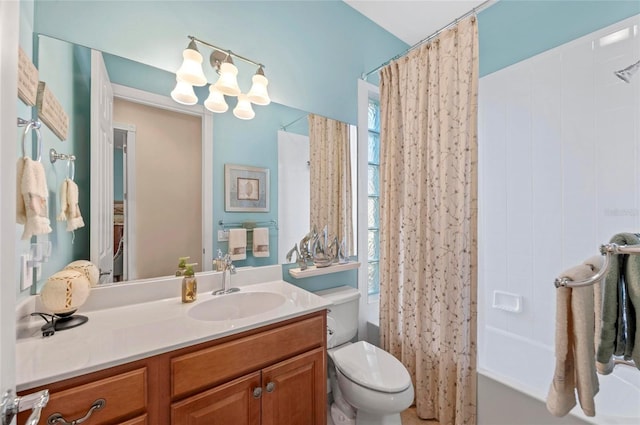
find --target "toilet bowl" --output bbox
[315,286,415,425]
[329,340,414,425]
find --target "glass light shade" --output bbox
[247,74,271,105]
[171,78,198,105]
[233,94,255,120]
[176,47,207,86]
[214,62,241,97]
[204,85,228,113]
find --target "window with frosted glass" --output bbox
[367,99,380,297]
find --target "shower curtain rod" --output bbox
[281,113,308,131]
[361,0,495,80]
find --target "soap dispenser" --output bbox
[214,249,225,272]
[176,256,190,276]
[181,263,198,303]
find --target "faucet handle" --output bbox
[1,389,49,425]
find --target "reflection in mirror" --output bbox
[33,34,358,288]
[277,117,358,265]
[110,96,204,282]
[308,114,355,257]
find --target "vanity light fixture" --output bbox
[171,36,271,119]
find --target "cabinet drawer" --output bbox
[172,314,324,398]
[119,414,148,425]
[33,368,147,425]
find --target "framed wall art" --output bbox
[224,164,270,212]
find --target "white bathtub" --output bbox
[593,365,640,424]
[480,326,640,425]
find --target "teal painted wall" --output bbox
[114,148,124,202]
[478,0,640,76]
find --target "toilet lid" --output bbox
[332,340,411,393]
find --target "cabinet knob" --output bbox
[252,387,262,399]
[266,382,276,393]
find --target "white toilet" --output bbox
[316,286,414,425]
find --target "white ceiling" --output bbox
[344,0,486,46]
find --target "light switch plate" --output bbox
[20,254,32,290]
[217,230,229,242]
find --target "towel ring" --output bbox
[67,159,75,181]
[17,118,42,162]
[49,148,77,181]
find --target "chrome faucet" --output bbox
[212,253,239,295]
[1,389,49,425]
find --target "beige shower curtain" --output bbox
[308,114,353,256]
[379,16,478,424]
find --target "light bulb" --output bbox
[204,85,228,113]
[247,73,270,106]
[171,78,198,105]
[233,94,255,120]
[176,41,207,87]
[214,62,241,97]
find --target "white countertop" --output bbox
[16,266,332,391]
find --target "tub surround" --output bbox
[15,265,332,391]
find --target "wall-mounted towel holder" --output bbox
[17,117,42,162]
[554,243,640,288]
[218,219,278,231]
[218,220,277,253]
[49,148,76,180]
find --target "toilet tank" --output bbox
[314,285,361,348]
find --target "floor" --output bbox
[327,405,437,424]
[400,407,439,425]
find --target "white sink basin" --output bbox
[188,291,287,321]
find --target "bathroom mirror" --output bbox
[31,34,357,286]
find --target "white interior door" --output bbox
[90,50,114,283]
[0,0,18,404]
[277,130,310,263]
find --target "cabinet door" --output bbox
[171,371,261,425]
[261,347,326,425]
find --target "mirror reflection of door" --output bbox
[112,98,202,280]
[90,50,114,283]
[113,125,134,282]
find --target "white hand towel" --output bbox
[252,228,270,258]
[57,178,85,231]
[17,157,52,240]
[228,228,247,261]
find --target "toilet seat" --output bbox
[332,340,411,393]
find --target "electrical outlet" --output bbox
[217,230,229,242]
[20,254,32,290]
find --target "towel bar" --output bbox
[554,243,640,288]
[218,219,278,231]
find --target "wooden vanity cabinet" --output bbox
[18,311,326,425]
[170,313,327,425]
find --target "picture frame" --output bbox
[225,164,270,212]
